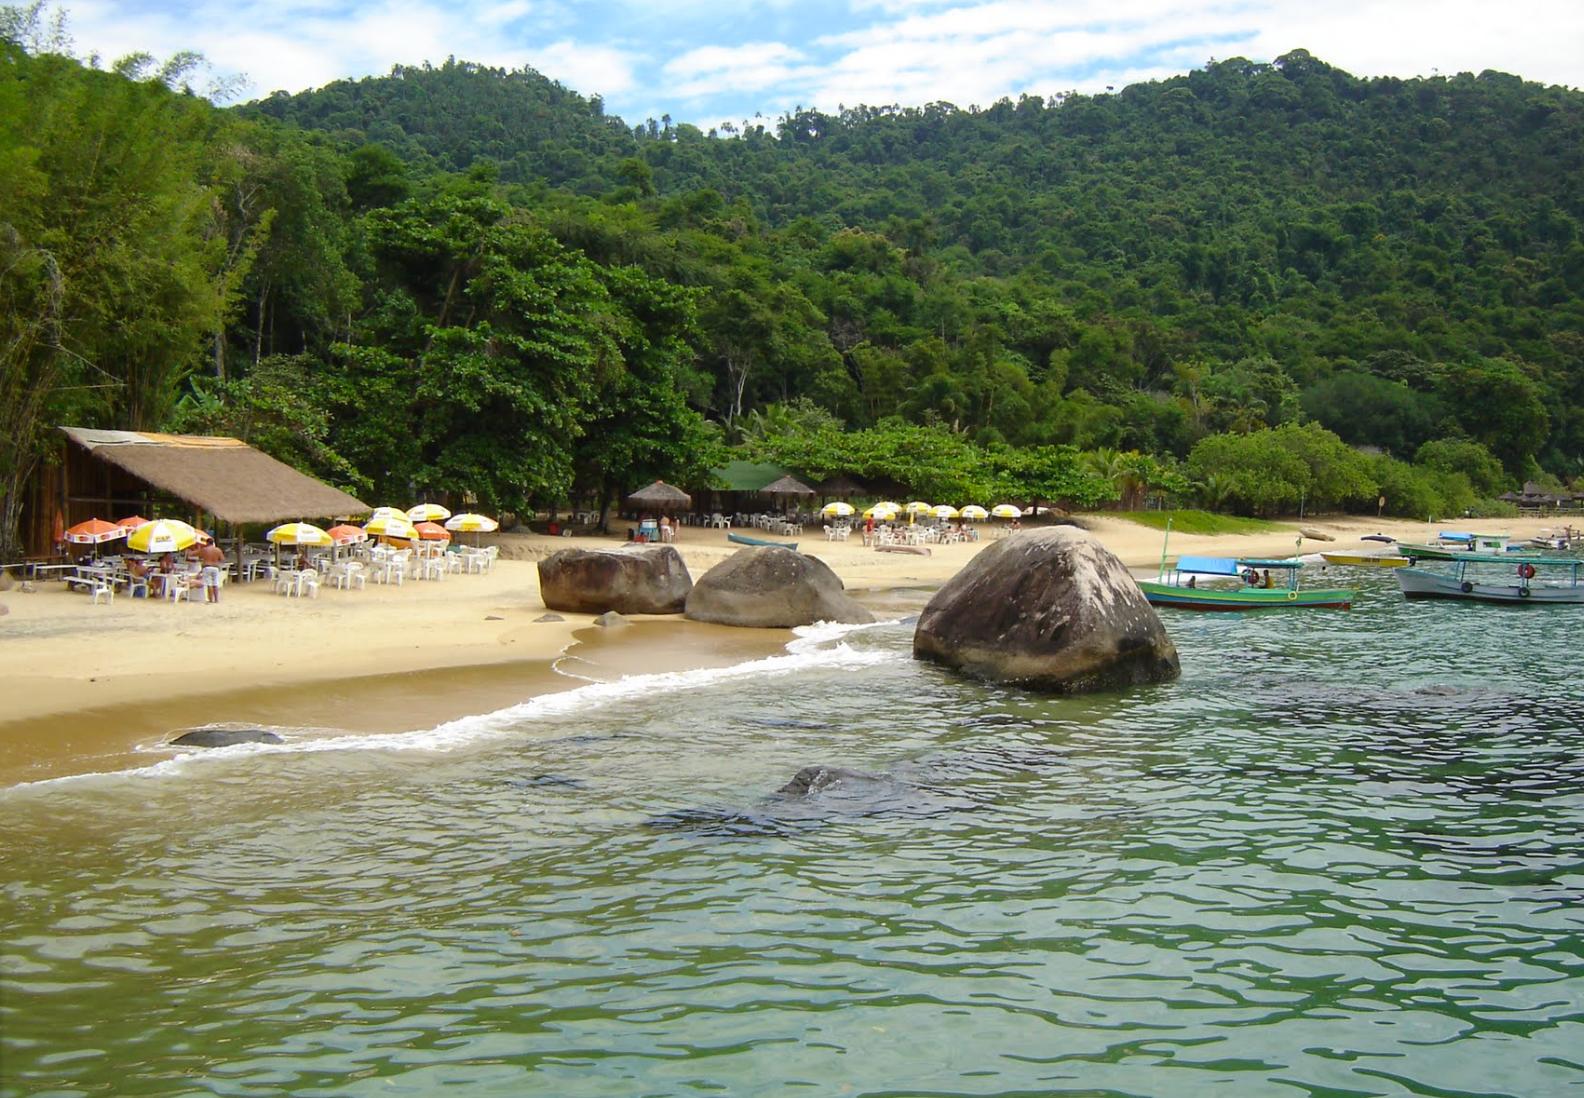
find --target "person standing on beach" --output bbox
[197,541,227,603]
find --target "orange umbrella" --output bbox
[327,524,368,545]
[64,518,126,544]
[116,515,152,529]
[413,521,451,541]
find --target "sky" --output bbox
[56,0,1584,129]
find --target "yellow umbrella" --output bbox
[266,521,333,547]
[127,519,200,554]
[991,504,1023,519]
[820,501,855,518]
[905,501,934,515]
[933,504,960,519]
[369,506,407,521]
[364,513,417,540]
[863,503,901,520]
[960,505,989,520]
[443,513,499,533]
[408,503,452,522]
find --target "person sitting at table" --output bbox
[126,557,151,598]
[152,553,177,597]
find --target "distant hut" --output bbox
[626,480,692,512]
[757,465,811,510]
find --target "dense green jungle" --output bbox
[3,1,1582,555]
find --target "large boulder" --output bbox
[685,546,874,628]
[537,545,692,615]
[913,527,1179,694]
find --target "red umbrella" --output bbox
[413,521,451,541]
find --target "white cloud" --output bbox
[49,0,1584,128]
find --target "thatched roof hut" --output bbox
[60,428,369,525]
[627,480,692,509]
[760,475,815,497]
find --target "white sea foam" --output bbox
[5,629,904,794]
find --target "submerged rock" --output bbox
[169,726,283,748]
[645,763,971,836]
[685,546,874,629]
[913,527,1179,694]
[533,613,565,623]
[593,611,628,628]
[538,545,692,615]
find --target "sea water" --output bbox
[3,569,1582,1096]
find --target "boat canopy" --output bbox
[1173,556,1240,576]
[1441,552,1582,567]
[1236,557,1305,570]
[1437,531,1475,542]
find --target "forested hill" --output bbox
[5,35,1582,559]
[242,52,1584,468]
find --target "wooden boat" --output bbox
[1320,551,1409,568]
[1399,531,1533,561]
[1396,553,1584,604]
[875,544,931,556]
[726,531,798,550]
[1137,554,1355,611]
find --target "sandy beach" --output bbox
[0,512,1568,781]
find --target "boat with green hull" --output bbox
[1138,554,1355,611]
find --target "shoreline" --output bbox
[1,513,1567,783]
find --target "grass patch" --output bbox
[1112,510,1286,536]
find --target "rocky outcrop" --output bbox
[913,527,1179,694]
[537,545,691,615]
[684,546,874,628]
[169,726,284,748]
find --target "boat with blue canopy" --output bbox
[1137,553,1355,611]
[1396,552,1584,604]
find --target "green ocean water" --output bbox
[3,568,1582,1097]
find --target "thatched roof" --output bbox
[62,428,369,525]
[760,474,815,496]
[816,474,866,497]
[627,479,692,508]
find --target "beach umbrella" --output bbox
[820,501,855,518]
[627,480,692,511]
[369,506,407,521]
[991,504,1022,519]
[905,501,934,515]
[864,503,900,520]
[443,513,499,533]
[115,515,152,530]
[127,519,200,554]
[407,503,452,523]
[933,504,960,519]
[327,524,369,545]
[413,521,451,541]
[266,521,334,547]
[960,505,989,520]
[64,518,127,544]
[364,513,417,540]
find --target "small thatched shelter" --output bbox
[627,480,692,510]
[760,475,815,498]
